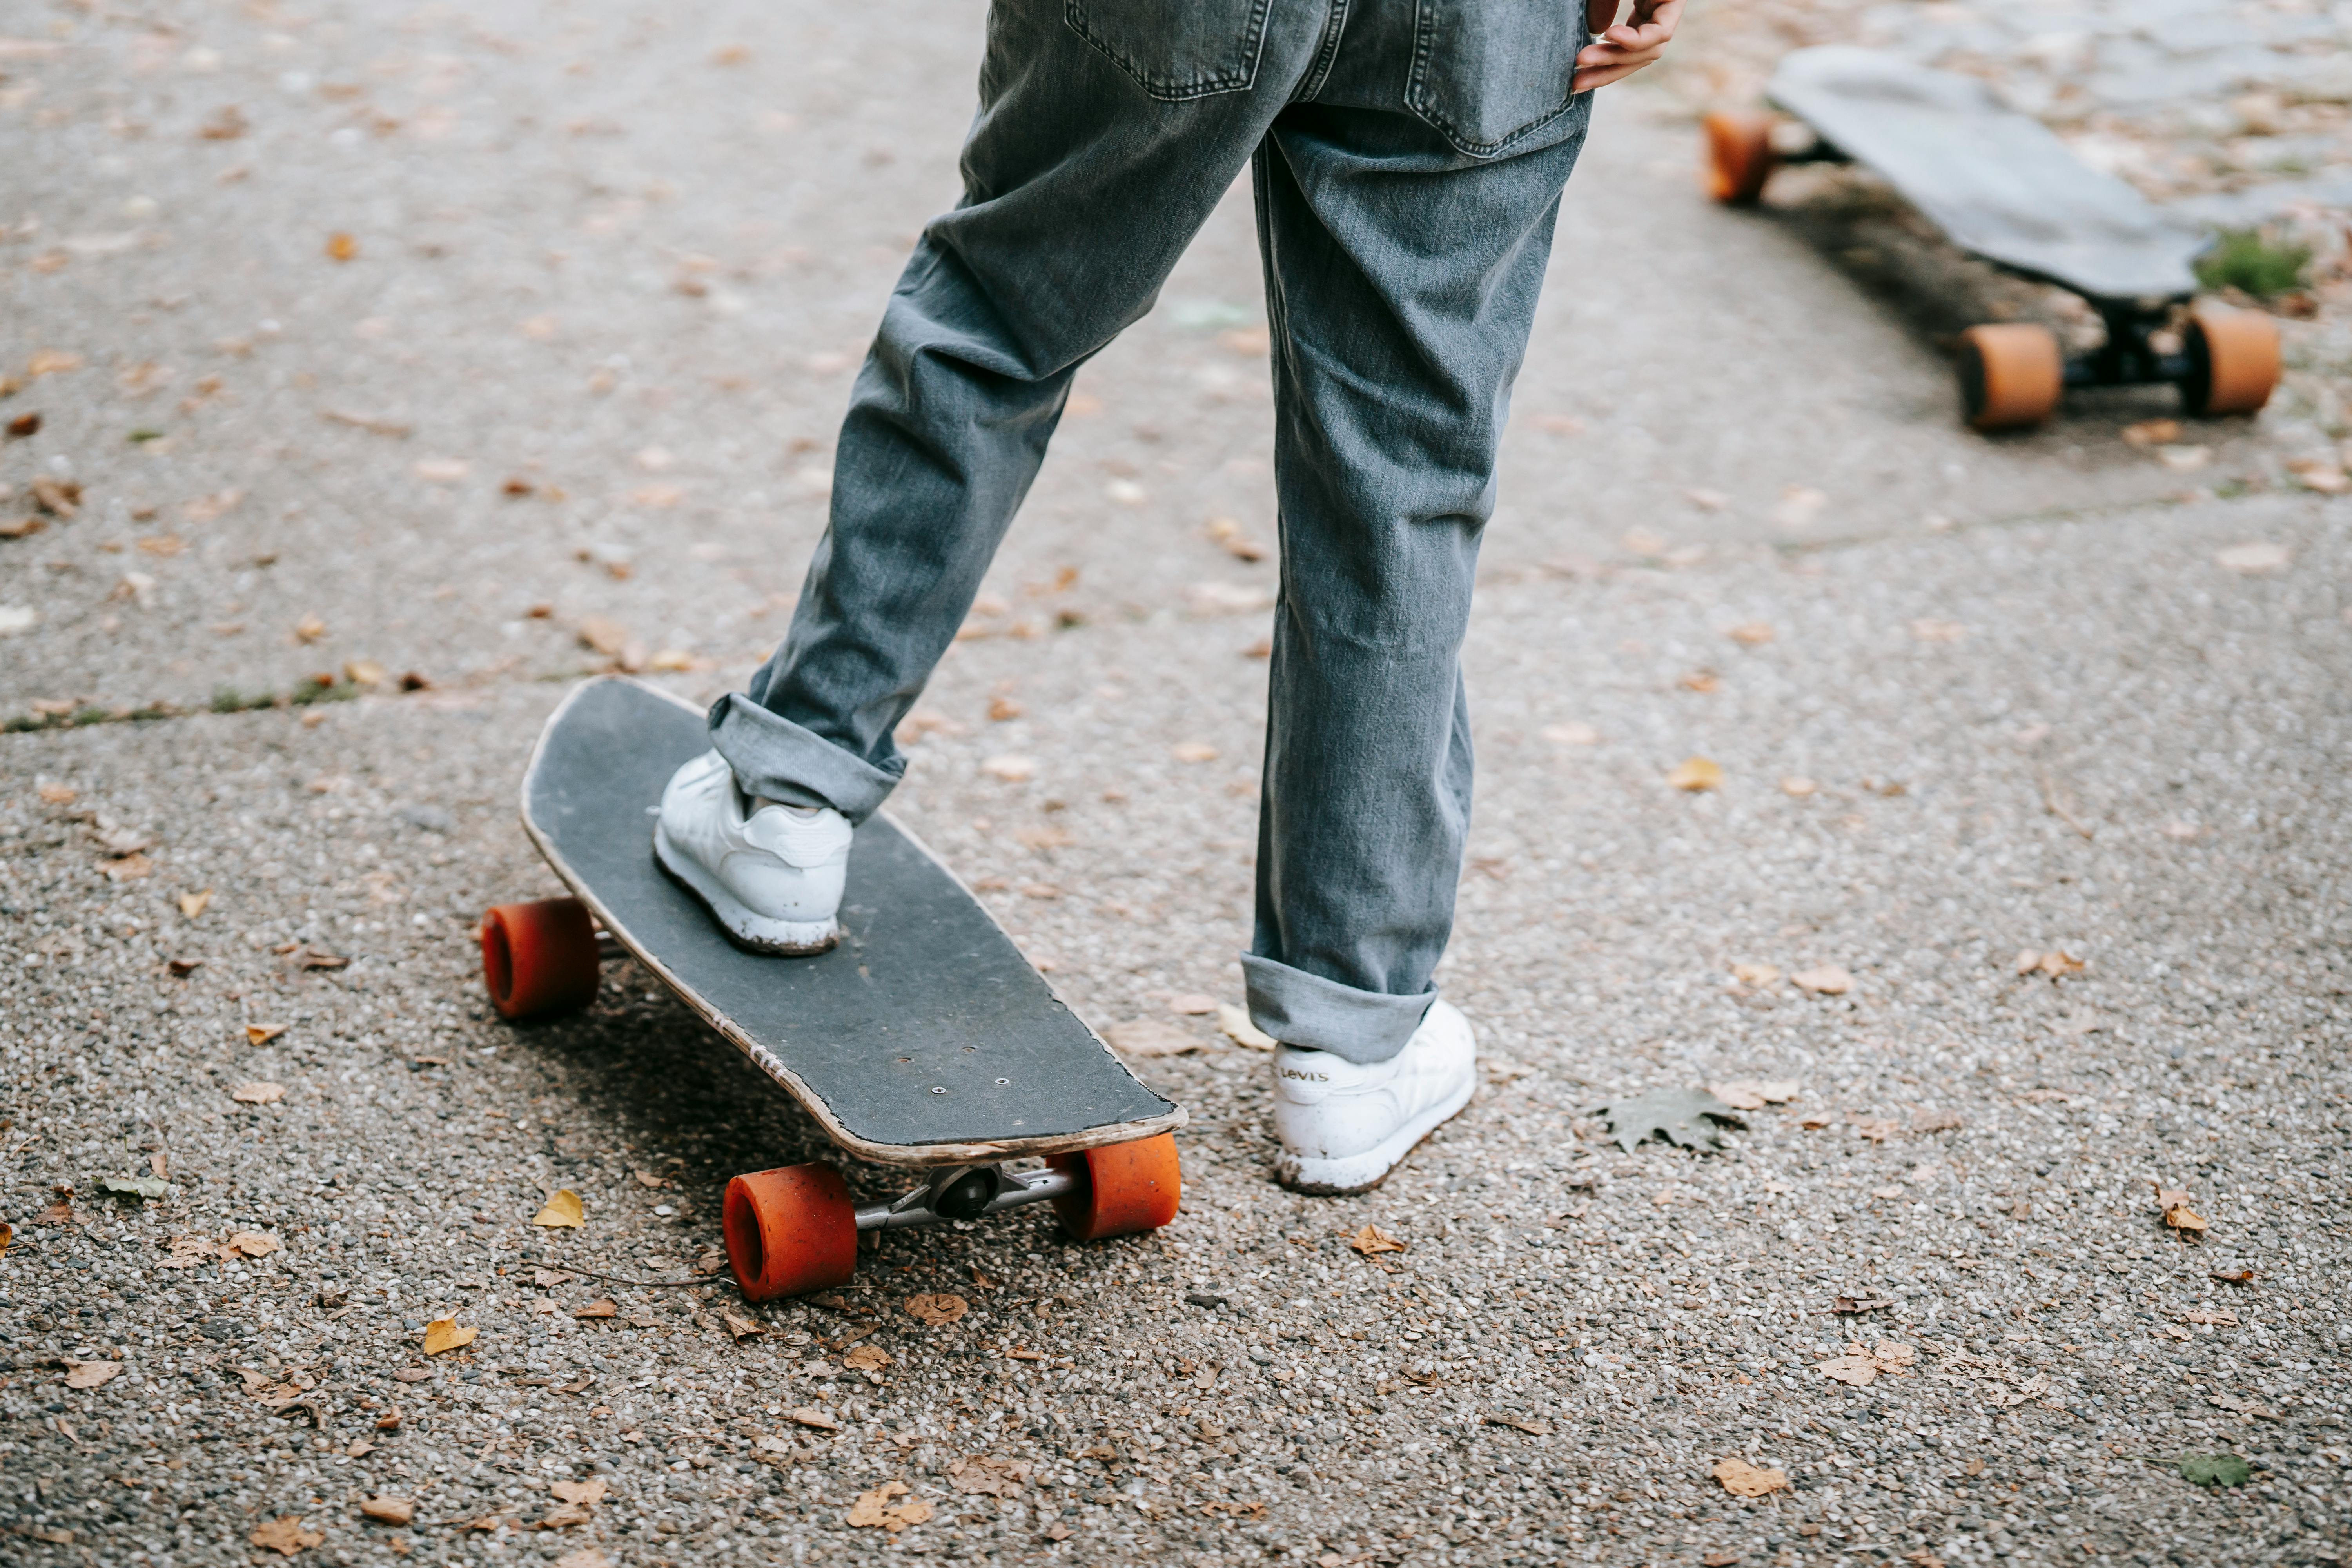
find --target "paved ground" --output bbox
[3,5,2350,1568]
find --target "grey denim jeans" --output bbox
[710,0,1595,1063]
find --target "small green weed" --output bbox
[2196,228,2311,297]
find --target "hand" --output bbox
[1574,0,1682,93]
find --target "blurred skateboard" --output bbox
[1703,45,2278,431]
[481,675,1184,1301]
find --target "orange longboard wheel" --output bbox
[724,1165,858,1302]
[1049,1134,1181,1242]
[1702,112,1778,205]
[1957,323,2063,432]
[2181,305,2279,417]
[479,898,599,1022]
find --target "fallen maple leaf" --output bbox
[226,1230,281,1258]
[846,1480,933,1531]
[720,1309,764,1341]
[905,1293,968,1326]
[573,1299,617,1320]
[64,1360,122,1389]
[422,1318,476,1356]
[947,1455,1032,1496]
[532,1189,585,1228]
[251,1516,323,1555]
[1710,1457,1789,1497]
[1815,1354,1879,1387]
[1592,1087,1744,1153]
[1667,756,1723,792]
[550,1478,607,1508]
[231,1081,285,1104]
[843,1344,890,1372]
[1345,1225,1408,1256]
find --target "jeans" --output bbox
[710,0,1594,1063]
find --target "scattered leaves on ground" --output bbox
[1345,1225,1408,1256]
[1711,1457,1789,1497]
[1592,1088,1744,1154]
[905,1293,969,1326]
[1484,1414,1552,1436]
[245,1024,285,1045]
[2014,948,2086,979]
[532,1190,585,1228]
[1214,1002,1276,1050]
[230,1081,285,1104]
[2153,1181,2208,1234]
[947,1454,1032,1496]
[1791,965,1853,995]
[179,889,214,918]
[845,1480,932,1531]
[1667,756,1723,792]
[1815,1340,1915,1387]
[64,1360,122,1389]
[1103,1018,1199,1058]
[226,1230,281,1257]
[422,1318,476,1355]
[2178,1453,2251,1487]
[573,1300,617,1319]
[251,1516,323,1555]
[359,1499,414,1527]
[1708,1078,1799,1110]
[719,1310,764,1342]
[787,1406,841,1432]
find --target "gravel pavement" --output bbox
[4,5,2350,1568]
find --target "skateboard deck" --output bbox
[1768,46,2201,301]
[517,676,1183,1168]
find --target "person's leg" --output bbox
[1242,45,1597,1063]
[709,0,1329,820]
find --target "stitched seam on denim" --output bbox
[1296,0,1354,103]
[1404,0,1584,159]
[1063,0,1275,103]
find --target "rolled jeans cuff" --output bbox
[1240,953,1435,1065]
[706,692,901,826]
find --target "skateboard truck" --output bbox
[855,1163,1078,1232]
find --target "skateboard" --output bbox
[1703,46,2279,432]
[479,675,1186,1301]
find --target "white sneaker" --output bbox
[1271,998,1476,1194]
[652,750,853,956]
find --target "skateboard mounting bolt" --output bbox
[929,1086,947,1094]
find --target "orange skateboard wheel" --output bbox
[1702,113,1777,205]
[1049,1134,1181,1241]
[1957,323,2063,432]
[2182,306,2279,417]
[724,1164,858,1302]
[480,898,600,1021]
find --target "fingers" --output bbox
[1573,0,1681,91]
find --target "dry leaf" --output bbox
[1849,1114,1899,1143]
[1215,1001,1276,1050]
[27,349,85,377]
[231,1081,286,1104]
[532,1189,585,1228]
[787,1406,842,1431]
[843,1344,890,1372]
[227,1230,281,1257]
[1911,1109,1964,1134]
[947,1455,1033,1496]
[0,1222,11,1256]
[979,754,1036,782]
[2122,418,2181,446]
[1484,1414,1552,1436]
[1667,756,1723,792]
[1542,721,1601,746]
[1909,618,1967,643]
[1171,741,1219,762]
[846,1480,931,1531]
[905,1293,969,1326]
[244,1024,286,1046]
[359,1498,415,1527]
[1727,622,1774,646]
[179,889,214,919]
[1708,1079,1800,1111]
[573,1299,617,1319]
[1730,962,1780,988]
[36,782,77,804]
[1815,1354,1878,1387]
[550,1478,607,1509]
[422,1318,477,1355]
[720,1309,764,1341]
[1104,1018,1199,1058]
[1791,966,1853,996]
[2215,542,2289,575]
[64,1360,122,1389]
[2178,1308,2238,1327]
[1780,775,1817,797]
[251,1517,323,1555]
[1345,1225,1407,1256]
[552,1550,608,1568]
[1711,1457,1789,1497]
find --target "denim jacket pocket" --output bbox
[1407,0,1589,158]
[1063,0,1275,102]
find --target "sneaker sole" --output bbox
[652,824,840,957]
[1273,1070,1477,1196]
